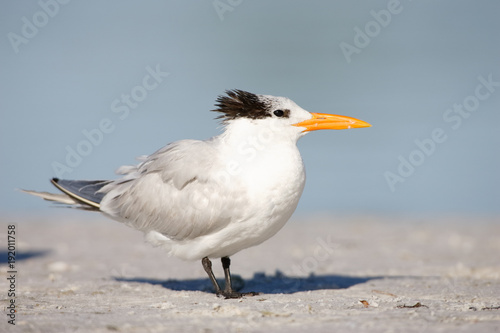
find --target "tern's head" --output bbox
[212,89,371,141]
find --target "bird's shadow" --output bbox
[0,250,49,264]
[114,271,382,294]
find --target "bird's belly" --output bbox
[183,158,306,259]
[146,146,306,260]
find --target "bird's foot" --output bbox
[217,290,260,299]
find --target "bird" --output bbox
[24,89,371,298]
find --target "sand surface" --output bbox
[1,215,499,332]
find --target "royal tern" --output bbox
[25,89,371,298]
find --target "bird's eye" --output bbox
[273,110,285,117]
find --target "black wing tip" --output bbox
[49,178,103,209]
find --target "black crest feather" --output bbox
[212,90,271,122]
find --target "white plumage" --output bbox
[25,90,370,298]
[100,97,309,260]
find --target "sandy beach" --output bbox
[1,215,499,332]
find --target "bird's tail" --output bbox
[22,178,111,211]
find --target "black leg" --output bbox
[219,256,260,299]
[202,256,260,298]
[201,257,222,295]
[221,256,234,294]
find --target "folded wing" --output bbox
[99,139,248,240]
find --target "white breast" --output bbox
[145,139,306,260]
[101,119,307,260]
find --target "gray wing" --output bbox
[23,179,111,210]
[99,139,248,240]
[51,178,110,208]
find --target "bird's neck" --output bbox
[212,118,306,215]
[212,118,304,186]
[217,118,299,149]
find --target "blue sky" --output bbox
[1,0,499,216]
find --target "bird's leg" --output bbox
[221,256,234,295]
[201,257,222,295]
[220,256,260,299]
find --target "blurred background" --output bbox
[1,0,499,218]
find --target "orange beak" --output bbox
[293,113,371,132]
